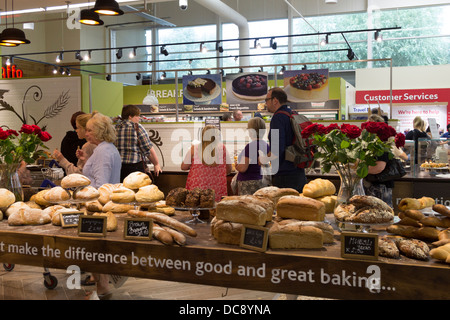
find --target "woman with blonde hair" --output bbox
[405,116,429,165]
[52,112,96,174]
[235,117,271,195]
[181,125,232,202]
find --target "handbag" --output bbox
[366,158,406,183]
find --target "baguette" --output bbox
[128,210,197,237]
[152,224,174,245]
[432,204,450,218]
[162,226,186,246]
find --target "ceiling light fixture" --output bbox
[116,48,123,60]
[254,39,261,50]
[56,52,63,63]
[79,8,104,26]
[136,73,141,80]
[75,51,83,61]
[215,41,223,53]
[0,0,31,45]
[374,30,383,42]
[320,34,329,46]
[347,48,355,60]
[270,38,277,50]
[200,42,208,53]
[84,50,92,61]
[279,65,286,74]
[160,46,169,56]
[93,0,124,16]
[129,47,137,58]
[160,71,166,80]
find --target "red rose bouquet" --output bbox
[0,123,52,164]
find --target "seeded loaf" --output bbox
[276,196,325,221]
[216,196,268,226]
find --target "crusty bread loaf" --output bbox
[135,185,164,203]
[276,196,325,221]
[110,187,135,203]
[32,189,52,207]
[102,201,134,213]
[221,195,274,222]
[61,173,91,189]
[98,184,117,205]
[315,195,337,213]
[386,224,439,241]
[268,222,323,249]
[0,188,15,209]
[378,237,400,259]
[8,208,51,226]
[216,197,268,226]
[123,171,151,189]
[5,202,30,217]
[277,219,334,243]
[128,210,197,237]
[44,186,71,203]
[73,186,100,201]
[302,178,336,198]
[253,186,299,205]
[210,217,243,245]
[85,200,103,212]
[420,216,450,228]
[93,211,118,231]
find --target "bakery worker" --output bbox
[265,87,307,193]
[233,109,243,121]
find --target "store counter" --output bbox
[0,212,448,300]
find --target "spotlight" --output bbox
[59,67,65,75]
[200,43,208,53]
[206,69,211,74]
[258,67,264,72]
[75,51,83,61]
[347,49,355,60]
[160,72,166,80]
[84,51,92,61]
[374,30,383,42]
[302,64,307,70]
[188,71,192,75]
[279,66,286,75]
[254,39,261,50]
[129,47,137,58]
[216,41,223,53]
[270,38,277,50]
[116,48,123,60]
[320,34,329,46]
[66,68,71,76]
[56,52,63,63]
[220,69,225,76]
[106,74,111,81]
[136,73,141,80]
[160,46,169,56]
[53,67,58,75]
[5,57,12,66]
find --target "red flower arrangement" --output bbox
[0,124,52,164]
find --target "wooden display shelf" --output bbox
[0,212,448,300]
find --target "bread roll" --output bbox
[276,196,325,221]
[61,173,91,189]
[0,188,15,209]
[210,217,243,245]
[135,185,164,203]
[302,178,336,198]
[85,200,103,212]
[268,222,323,249]
[110,187,135,203]
[73,186,100,201]
[398,198,421,211]
[32,189,52,207]
[123,171,151,190]
[8,208,51,226]
[418,196,435,209]
[253,186,299,205]
[50,207,79,226]
[420,216,450,228]
[102,201,134,213]
[216,197,268,226]
[403,209,425,221]
[315,195,337,213]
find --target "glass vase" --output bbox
[0,163,24,202]
[336,167,365,206]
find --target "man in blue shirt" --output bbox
[441,124,450,138]
[266,87,307,193]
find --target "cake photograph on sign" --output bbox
[283,69,329,102]
[225,72,268,104]
[182,74,222,107]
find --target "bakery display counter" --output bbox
[0,211,448,300]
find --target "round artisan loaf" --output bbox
[61,173,91,189]
[0,188,16,209]
[276,195,325,221]
[73,185,100,201]
[302,178,336,198]
[5,201,30,217]
[110,187,135,203]
[98,183,119,205]
[32,189,52,207]
[123,171,152,190]
[135,185,164,203]
[43,186,71,203]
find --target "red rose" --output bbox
[38,131,52,142]
[340,124,361,139]
[19,124,34,134]
[31,125,41,134]
[395,133,406,148]
[325,123,340,134]
[7,129,18,136]
[302,123,326,138]
[0,129,9,140]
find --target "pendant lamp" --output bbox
[0,0,30,45]
[79,9,104,26]
[93,0,124,16]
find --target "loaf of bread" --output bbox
[334,195,394,223]
[430,243,450,264]
[420,216,450,228]
[43,186,71,203]
[93,211,118,231]
[123,171,151,189]
[49,207,80,226]
[276,219,334,244]
[418,196,435,209]
[398,198,421,211]
[395,238,430,261]
[432,229,450,246]
[378,237,400,259]
[98,184,118,205]
[276,196,325,221]
[73,186,100,201]
[386,224,440,241]
[110,187,135,203]
[253,186,299,205]
[315,195,337,213]
[268,221,323,249]
[165,187,189,207]
[162,226,186,246]
[8,207,51,226]
[61,173,91,189]
[302,178,336,198]
[216,196,268,226]
[0,188,15,209]
[432,204,450,218]
[135,185,164,203]
[85,200,103,212]
[222,195,274,222]
[31,189,52,207]
[210,217,243,245]
[5,202,30,217]
[102,201,134,213]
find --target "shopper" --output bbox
[405,116,429,165]
[364,114,395,207]
[181,125,232,202]
[233,109,243,121]
[115,105,162,182]
[221,112,232,121]
[52,112,96,174]
[441,123,450,138]
[79,112,122,300]
[265,87,306,193]
[59,111,87,166]
[235,117,271,195]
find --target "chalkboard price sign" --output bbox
[78,215,107,237]
[60,211,83,228]
[124,218,153,240]
[341,232,378,260]
[239,224,268,252]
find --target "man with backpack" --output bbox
[266,87,307,193]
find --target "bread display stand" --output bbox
[173,205,215,224]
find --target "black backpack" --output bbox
[274,109,315,168]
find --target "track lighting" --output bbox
[254,39,261,50]
[206,69,211,74]
[75,51,83,61]
[129,47,137,58]
[56,52,63,63]
[116,48,123,60]
[160,72,166,80]
[347,48,355,60]
[216,41,223,53]
[93,0,124,16]
[320,34,329,46]
[60,67,65,75]
[374,30,382,42]
[160,46,169,56]
[84,51,92,61]
[279,66,286,74]
[200,43,208,53]
[5,56,13,66]
[52,67,57,75]
[302,64,307,70]
[270,38,277,50]
[258,67,264,72]
[66,68,71,76]
[136,73,141,80]
[106,74,111,81]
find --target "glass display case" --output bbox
[417,137,449,175]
